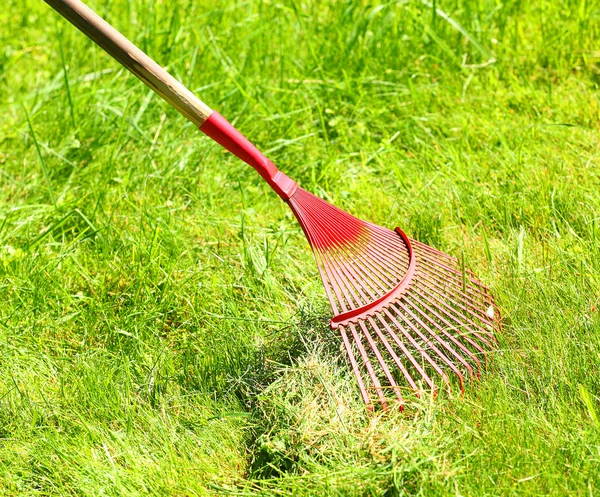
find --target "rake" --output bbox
[44,0,501,410]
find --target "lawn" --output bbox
[1,0,599,495]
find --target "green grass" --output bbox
[1,0,600,494]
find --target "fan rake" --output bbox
[45,0,501,411]
[289,188,500,410]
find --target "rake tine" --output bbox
[383,308,453,394]
[317,249,365,310]
[366,316,420,393]
[416,252,495,307]
[301,202,404,299]
[293,206,344,315]
[413,273,496,328]
[340,326,371,407]
[408,293,489,362]
[374,313,436,392]
[413,281,496,349]
[337,246,406,300]
[414,275,494,326]
[301,209,372,310]
[348,323,388,410]
[397,299,478,377]
[357,320,405,407]
[388,304,466,393]
[332,243,400,297]
[412,240,489,287]
[292,188,500,407]
[416,260,494,309]
[325,249,384,303]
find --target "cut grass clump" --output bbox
[240,345,458,495]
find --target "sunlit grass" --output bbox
[1,0,599,495]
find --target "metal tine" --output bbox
[407,292,489,361]
[322,250,373,310]
[300,203,390,308]
[326,223,408,290]
[411,281,497,346]
[327,245,390,303]
[412,240,488,286]
[388,303,466,392]
[301,202,410,284]
[357,320,405,406]
[305,217,367,311]
[415,258,495,310]
[327,250,400,305]
[317,248,374,312]
[367,231,411,266]
[413,273,495,327]
[359,237,413,284]
[395,299,478,377]
[374,312,437,392]
[322,232,473,392]
[360,240,410,280]
[339,326,371,407]
[412,280,496,349]
[366,315,423,393]
[347,323,388,410]
[411,239,485,279]
[292,204,346,314]
[329,241,409,303]
[298,194,371,253]
[413,271,496,328]
[365,229,412,271]
[301,202,406,300]
[315,252,405,318]
[381,308,453,393]
[333,242,407,298]
[416,249,495,306]
[315,247,365,308]
[413,241,490,286]
[334,235,407,293]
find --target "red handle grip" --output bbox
[200,112,297,201]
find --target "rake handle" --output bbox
[43,0,297,200]
[44,0,213,126]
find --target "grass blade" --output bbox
[23,105,57,208]
[57,25,77,128]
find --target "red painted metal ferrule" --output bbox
[329,227,416,329]
[200,111,298,201]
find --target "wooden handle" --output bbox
[44,0,213,126]
[44,0,298,201]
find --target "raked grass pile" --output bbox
[1,0,599,495]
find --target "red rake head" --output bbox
[288,187,501,411]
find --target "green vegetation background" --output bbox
[1,0,599,495]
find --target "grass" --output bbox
[1,0,600,494]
